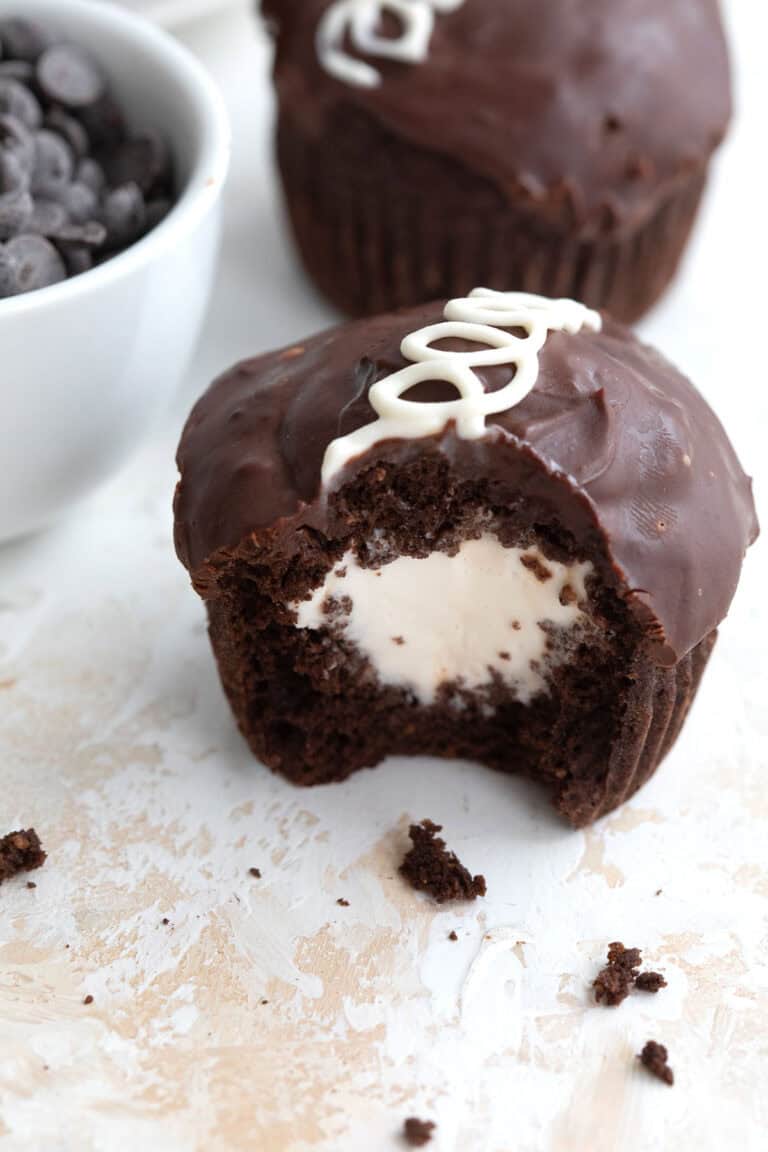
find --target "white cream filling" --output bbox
[290,535,593,705]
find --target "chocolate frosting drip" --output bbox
[175,303,757,667]
[262,0,731,232]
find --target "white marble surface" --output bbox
[1,2,766,1149]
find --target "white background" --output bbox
[0,2,766,1149]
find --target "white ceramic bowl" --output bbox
[0,0,230,542]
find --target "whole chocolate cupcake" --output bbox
[262,0,731,322]
[174,290,756,827]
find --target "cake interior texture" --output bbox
[207,452,713,827]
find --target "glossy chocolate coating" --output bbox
[262,0,731,232]
[175,303,757,667]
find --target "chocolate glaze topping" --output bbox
[262,0,731,233]
[175,302,757,668]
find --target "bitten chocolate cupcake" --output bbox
[174,290,756,827]
[261,0,731,322]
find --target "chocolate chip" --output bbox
[104,131,170,196]
[27,197,69,237]
[48,179,98,224]
[0,152,32,239]
[45,106,90,159]
[54,220,106,247]
[0,114,34,172]
[102,181,145,246]
[0,19,50,63]
[75,157,105,196]
[78,94,125,150]
[0,60,34,83]
[0,76,42,129]
[37,45,104,110]
[0,20,174,297]
[4,233,66,294]
[0,243,16,294]
[57,241,92,276]
[145,197,172,232]
[31,128,74,190]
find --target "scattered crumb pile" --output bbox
[400,820,486,904]
[0,829,46,886]
[639,1040,674,1085]
[593,942,667,1006]
[402,1117,436,1146]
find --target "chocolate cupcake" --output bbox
[262,0,731,322]
[174,290,756,827]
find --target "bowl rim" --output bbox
[0,0,231,319]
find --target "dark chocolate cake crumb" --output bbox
[0,829,46,885]
[635,971,667,993]
[392,636,405,646]
[249,867,261,878]
[399,821,486,904]
[520,554,552,582]
[83,995,93,1006]
[260,998,269,1005]
[607,942,642,971]
[448,930,458,941]
[26,881,37,889]
[336,897,350,907]
[161,918,170,926]
[593,941,642,1006]
[559,583,578,606]
[639,1040,674,1085]
[402,1117,436,1146]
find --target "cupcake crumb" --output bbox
[0,829,46,886]
[400,820,486,904]
[402,1117,436,1146]
[639,1040,674,1085]
[635,970,667,994]
[593,942,642,1006]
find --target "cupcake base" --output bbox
[197,450,717,828]
[556,630,716,825]
[276,109,707,323]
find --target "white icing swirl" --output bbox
[321,289,602,485]
[316,0,465,89]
